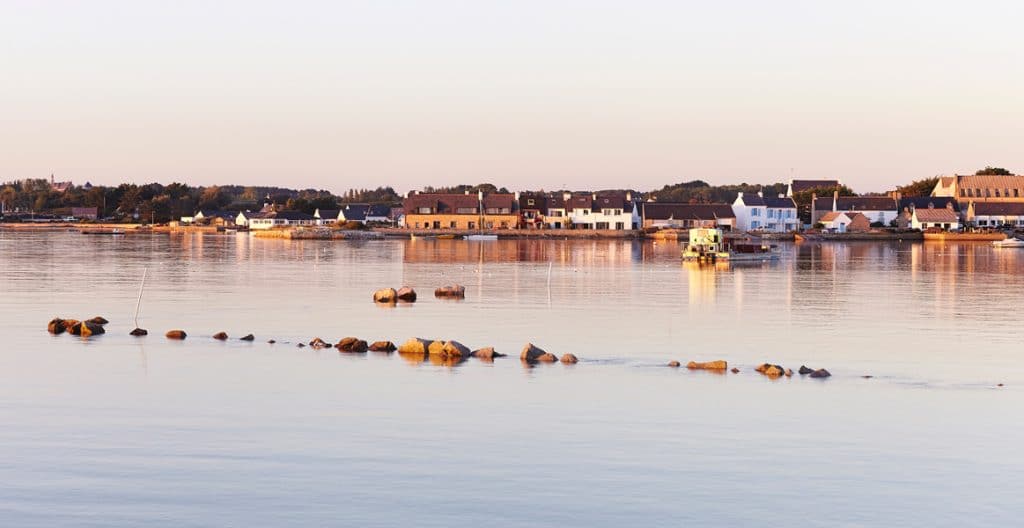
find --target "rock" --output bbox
[667,360,681,368]
[536,353,558,363]
[809,368,831,378]
[731,367,740,373]
[471,347,505,359]
[336,337,368,353]
[798,365,814,375]
[87,316,109,325]
[686,360,728,370]
[785,368,793,377]
[756,363,785,377]
[861,375,873,379]
[373,288,397,303]
[47,318,66,335]
[78,321,105,337]
[309,337,331,349]
[297,343,306,348]
[396,286,417,302]
[213,331,229,340]
[62,319,81,332]
[165,330,187,340]
[368,341,397,352]
[398,338,436,355]
[268,339,276,344]
[240,334,255,341]
[560,353,579,364]
[520,343,549,362]
[434,285,466,299]
[129,328,148,336]
[439,340,471,359]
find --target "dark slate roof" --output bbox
[367,204,391,217]
[764,197,796,209]
[547,194,568,209]
[316,209,340,219]
[642,203,735,221]
[814,196,897,211]
[899,197,960,212]
[568,194,593,212]
[341,204,370,221]
[482,193,515,211]
[519,193,547,210]
[198,210,236,220]
[736,193,765,206]
[790,180,840,193]
[593,193,629,211]
[403,193,479,214]
[971,202,1024,216]
[273,211,315,221]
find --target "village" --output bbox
[3,171,1024,239]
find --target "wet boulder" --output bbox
[47,318,66,335]
[336,337,368,353]
[809,368,831,379]
[560,354,579,364]
[471,347,505,360]
[373,288,397,303]
[398,338,436,355]
[368,341,397,352]
[521,343,557,363]
[213,332,229,340]
[240,334,255,341]
[78,321,105,337]
[686,360,728,370]
[667,360,681,368]
[798,365,814,375]
[87,316,109,325]
[129,328,148,336]
[439,340,471,359]
[784,368,793,377]
[434,285,466,299]
[756,363,785,377]
[396,287,417,302]
[165,330,187,340]
[62,319,81,332]
[731,367,740,373]
[309,337,331,349]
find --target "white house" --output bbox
[248,211,316,230]
[565,192,638,230]
[818,211,870,233]
[733,192,798,232]
[314,208,341,225]
[911,207,960,231]
[812,194,898,226]
[965,202,1024,228]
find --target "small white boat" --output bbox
[465,234,498,241]
[992,237,1024,248]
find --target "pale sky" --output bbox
[1,0,1022,194]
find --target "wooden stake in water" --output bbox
[134,267,148,328]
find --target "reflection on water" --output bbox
[1,231,1023,526]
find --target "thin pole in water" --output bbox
[134,267,148,328]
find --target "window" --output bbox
[456,207,477,214]
[995,189,1001,197]
[1015,189,1021,198]
[1005,189,1011,198]
[449,221,456,228]
[960,189,967,197]
[527,199,535,206]
[751,220,760,228]
[975,188,981,197]
[468,222,475,229]
[751,209,760,217]
[417,207,432,214]
[582,210,589,215]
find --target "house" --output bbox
[563,192,638,230]
[518,192,547,229]
[388,206,404,227]
[71,207,99,220]
[193,210,236,225]
[931,174,1024,202]
[812,193,898,226]
[313,208,340,225]
[819,211,871,233]
[544,194,569,229]
[911,206,960,231]
[641,203,736,230]
[235,210,263,227]
[248,210,316,230]
[366,204,391,224]
[402,192,518,230]
[787,179,841,197]
[964,202,1024,228]
[733,192,798,232]
[340,204,370,224]
[895,197,960,229]
[49,174,73,193]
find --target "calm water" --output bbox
[1,231,1021,526]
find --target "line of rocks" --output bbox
[372,285,467,304]
[47,316,108,337]
[667,359,832,379]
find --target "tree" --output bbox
[976,166,1012,176]
[894,177,939,197]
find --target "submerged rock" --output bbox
[667,360,681,368]
[129,328,148,336]
[309,337,331,349]
[213,332,229,340]
[396,286,417,302]
[336,337,368,353]
[439,340,471,359]
[267,339,276,344]
[87,316,109,325]
[471,347,505,360]
[785,368,793,377]
[560,353,579,364]
[798,365,814,375]
[62,319,81,332]
[165,330,187,340]
[686,360,728,370]
[520,343,551,362]
[47,318,66,335]
[756,363,785,377]
[240,334,255,341]
[368,341,396,352]
[809,368,831,379]
[434,285,466,299]
[398,338,436,355]
[731,367,740,373]
[78,321,105,337]
[373,288,397,303]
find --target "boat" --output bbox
[436,234,461,240]
[682,228,779,262]
[465,234,498,241]
[81,228,125,235]
[992,237,1024,248]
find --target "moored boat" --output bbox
[682,228,778,262]
[992,237,1024,248]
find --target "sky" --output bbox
[1,0,1022,195]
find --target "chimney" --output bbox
[833,190,839,210]
[478,190,484,202]
[778,193,784,199]
[757,191,763,198]
[811,192,817,223]
[563,191,571,201]
[592,192,597,200]
[514,191,520,201]
[465,190,470,195]
[626,191,632,201]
